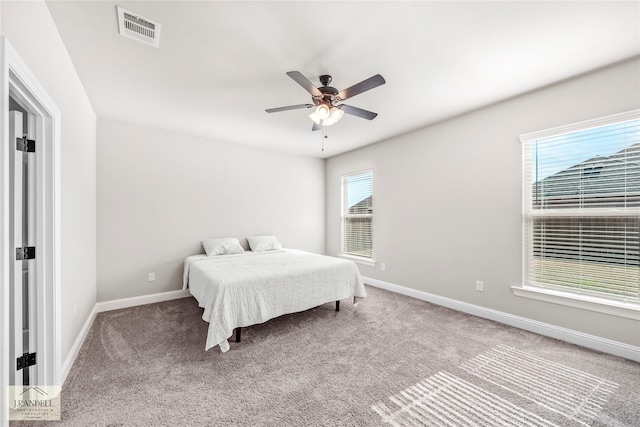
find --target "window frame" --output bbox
[340,169,375,266]
[513,110,640,320]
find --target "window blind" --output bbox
[342,170,373,258]
[522,112,640,302]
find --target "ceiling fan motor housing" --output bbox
[316,76,339,105]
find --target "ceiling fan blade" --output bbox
[286,71,322,97]
[340,104,378,120]
[337,74,386,101]
[265,104,314,113]
[311,122,321,131]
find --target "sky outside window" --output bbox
[346,170,373,208]
[533,119,640,182]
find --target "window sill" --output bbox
[338,254,376,267]
[511,285,640,320]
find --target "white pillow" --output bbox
[247,235,282,252]
[202,238,244,256]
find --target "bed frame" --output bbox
[233,300,340,343]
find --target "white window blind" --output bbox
[522,111,640,303]
[342,170,373,259]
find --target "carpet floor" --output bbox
[13,285,640,426]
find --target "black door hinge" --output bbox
[16,246,36,260]
[16,352,36,371]
[17,136,36,153]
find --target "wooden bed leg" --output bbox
[335,301,340,312]
[235,327,241,343]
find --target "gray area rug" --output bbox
[14,286,640,426]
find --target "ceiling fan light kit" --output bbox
[314,104,330,120]
[309,104,344,126]
[266,71,385,130]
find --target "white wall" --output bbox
[97,118,325,301]
[326,58,640,347]
[1,0,97,366]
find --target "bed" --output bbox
[183,248,367,352]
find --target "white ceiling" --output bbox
[46,1,640,158]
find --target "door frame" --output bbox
[1,36,61,424]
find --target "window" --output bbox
[520,111,639,313]
[341,169,373,260]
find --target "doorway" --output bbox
[8,102,37,387]
[1,37,61,424]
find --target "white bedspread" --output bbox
[183,249,367,352]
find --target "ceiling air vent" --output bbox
[117,6,161,48]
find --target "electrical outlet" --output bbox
[148,272,156,282]
[381,263,386,271]
[475,280,484,292]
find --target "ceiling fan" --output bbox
[266,71,386,131]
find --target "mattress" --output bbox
[183,249,367,352]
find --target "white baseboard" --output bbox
[61,289,192,384]
[364,277,640,363]
[96,289,191,313]
[61,305,96,385]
